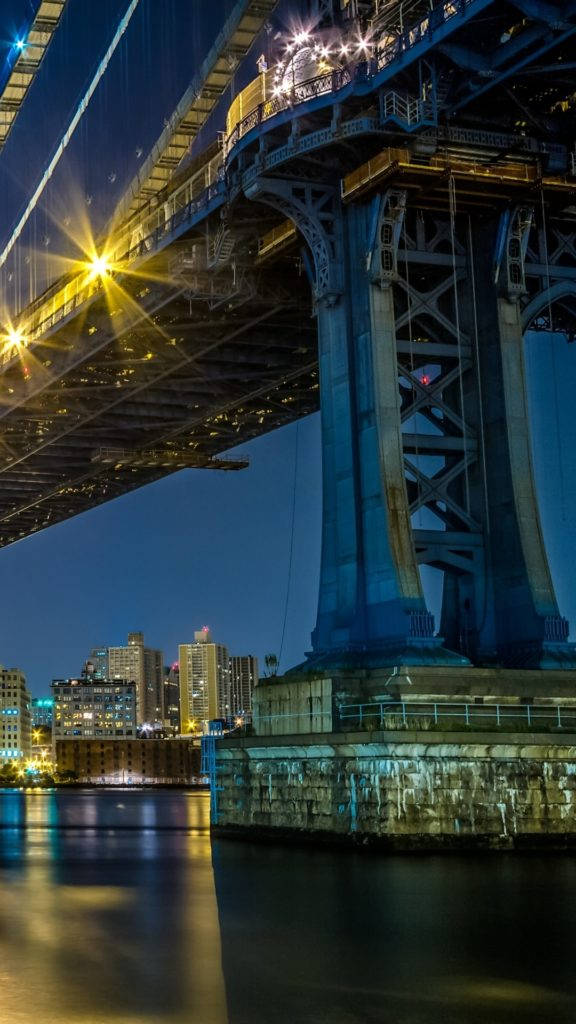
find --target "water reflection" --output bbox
[0,789,226,1024]
[0,790,575,1023]
[214,844,576,1024]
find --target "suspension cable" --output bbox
[0,0,143,271]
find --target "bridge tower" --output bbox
[247,175,576,671]
[246,171,576,673]
[227,0,576,676]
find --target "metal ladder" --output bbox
[201,721,224,823]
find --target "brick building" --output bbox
[55,737,201,784]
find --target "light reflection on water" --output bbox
[0,789,575,1024]
[0,789,226,1024]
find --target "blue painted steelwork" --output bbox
[0,0,575,672]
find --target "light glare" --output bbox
[89,254,111,278]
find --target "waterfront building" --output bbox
[31,696,54,728]
[51,677,137,741]
[55,737,201,784]
[163,662,181,731]
[179,628,230,728]
[108,631,164,724]
[0,667,31,761]
[230,655,258,716]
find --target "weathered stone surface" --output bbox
[254,676,333,735]
[214,729,576,849]
[253,667,576,739]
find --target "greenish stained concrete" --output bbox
[214,729,576,850]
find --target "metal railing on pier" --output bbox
[338,701,576,732]
[239,700,576,736]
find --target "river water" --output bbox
[0,789,575,1024]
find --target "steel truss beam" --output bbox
[387,197,574,666]
[253,170,576,669]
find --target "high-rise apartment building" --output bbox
[108,632,164,724]
[230,655,258,716]
[163,663,181,732]
[179,628,230,727]
[87,647,109,680]
[51,677,137,740]
[0,667,31,761]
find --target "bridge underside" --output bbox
[0,248,318,545]
[1,0,575,671]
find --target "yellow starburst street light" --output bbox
[88,253,111,279]
[4,328,27,350]
[187,719,199,734]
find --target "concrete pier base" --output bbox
[214,729,576,850]
[213,668,576,850]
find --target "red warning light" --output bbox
[421,374,430,386]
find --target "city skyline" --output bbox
[0,412,322,696]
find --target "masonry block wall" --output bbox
[215,732,576,848]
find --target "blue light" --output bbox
[15,39,26,51]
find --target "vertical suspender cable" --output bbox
[278,419,300,672]
[540,188,566,521]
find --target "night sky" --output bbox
[0,1,573,695]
